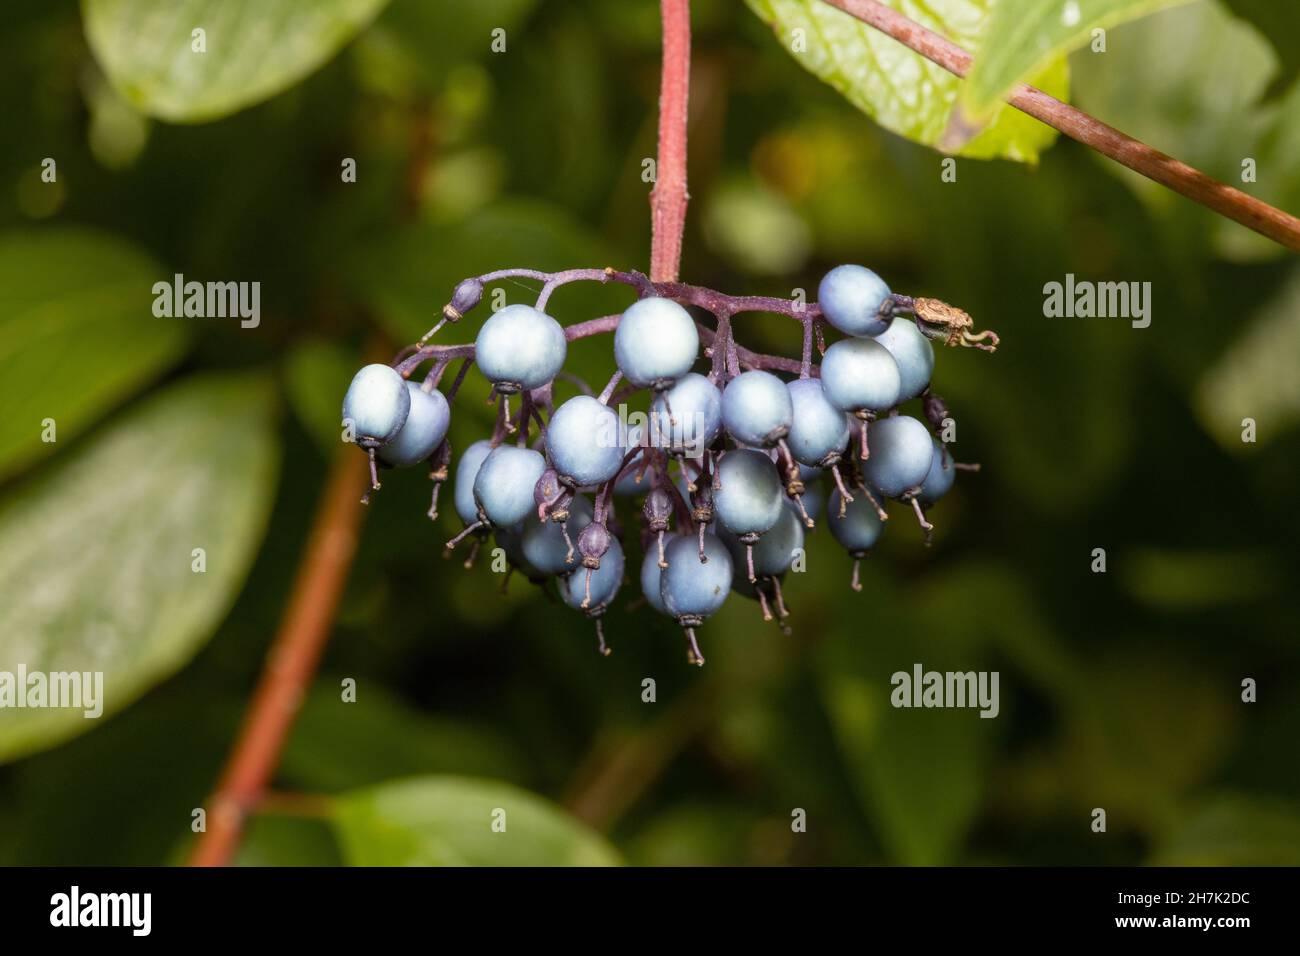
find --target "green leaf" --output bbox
[1196,269,1300,450]
[0,229,189,481]
[1152,794,1300,865]
[1222,0,1300,99]
[82,0,392,122]
[331,776,620,866]
[358,0,538,92]
[0,374,279,763]
[346,198,614,343]
[815,566,1004,864]
[1069,2,1282,259]
[957,0,1194,127]
[284,339,356,457]
[744,0,1068,162]
[280,682,527,791]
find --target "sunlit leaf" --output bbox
[744,0,1068,162]
[957,0,1194,128]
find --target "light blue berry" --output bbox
[473,445,547,527]
[721,370,793,447]
[560,537,625,612]
[721,504,803,576]
[648,372,722,457]
[786,378,851,467]
[863,416,934,498]
[818,265,891,337]
[819,337,902,414]
[661,533,732,623]
[521,495,594,576]
[640,547,671,615]
[474,304,567,392]
[827,488,885,554]
[379,382,451,467]
[917,439,955,505]
[714,448,783,539]
[343,364,411,447]
[546,395,625,487]
[872,318,935,401]
[614,296,699,388]
[454,440,494,524]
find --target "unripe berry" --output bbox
[721,370,793,447]
[614,296,699,388]
[818,265,891,337]
[786,378,851,467]
[379,383,451,467]
[862,416,934,498]
[546,395,625,488]
[473,445,547,527]
[872,317,935,401]
[474,304,567,393]
[446,277,483,320]
[343,364,411,448]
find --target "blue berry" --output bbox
[379,383,451,467]
[560,536,624,612]
[917,439,955,505]
[496,524,543,580]
[640,546,671,615]
[786,378,851,467]
[863,416,934,498]
[614,296,699,388]
[521,495,594,575]
[827,488,885,554]
[721,370,793,447]
[546,395,625,487]
[649,372,722,456]
[721,504,803,576]
[818,265,891,337]
[474,304,567,393]
[453,440,494,524]
[819,338,902,415]
[872,317,935,401]
[343,364,411,447]
[660,533,732,623]
[473,445,547,527]
[714,448,783,540]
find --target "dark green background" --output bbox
[0,0,1297,865]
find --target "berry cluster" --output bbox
[341,265,997,665]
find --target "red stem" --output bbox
[187,449,369,866]
[822,0,1300,253]
[650,0,691,281]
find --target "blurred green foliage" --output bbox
[0,0,1297,866]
